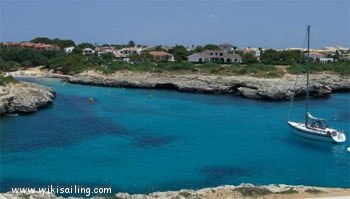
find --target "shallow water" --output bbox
[0,77,349,194]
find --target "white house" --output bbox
[319,58,334,63]
[188,50,241,63]
[306,52,326,61]
[119,47,142,56]
[64,46,75,53]
[148,51,175,62]
[82,48,95,56]
[114,47,143,61]
[188,53,209,63]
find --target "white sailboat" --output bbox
[286,25,346,143]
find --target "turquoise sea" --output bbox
[0,78,349,194]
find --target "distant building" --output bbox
[3,42,60,51]
[82,48,94,56]
[188,50,241,63]
[321,46,349,55]
[306,52,326,61]
[218,43,237,53]
[242,47,261,59]
[114,47,143,61]
[342,54,350,61]
[64,46,75,53]
[319,58,334,63]
[95,46,115,57]
[117,47,142,56]
[186,45,196,52]
[148,51,175,62]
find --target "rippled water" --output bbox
[0,77,349,194]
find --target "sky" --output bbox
[0,0,349,49]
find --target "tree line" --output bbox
[1,37,349,75]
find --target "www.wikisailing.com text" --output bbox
[11,185,112,197]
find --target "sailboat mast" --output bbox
[305,25,310,126]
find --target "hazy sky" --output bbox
[1,0,349,48]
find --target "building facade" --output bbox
[188,50,242,63]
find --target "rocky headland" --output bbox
[68,71,350,100]
[1,184,350,199]
[0,82,55,115]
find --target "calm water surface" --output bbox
[0,77,349,194]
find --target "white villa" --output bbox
[319,57,334,63]
[188,50,242,63]
[64,46,74,53]
[82,48,95,56]
[113,47,143,61]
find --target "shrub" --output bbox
[235,187,272,197]
[305,188,324,194]
[276,188,298,194]
[231,63,277,76]
[157,62,195,71]
[0,75,18,85]
[288,61,350,75]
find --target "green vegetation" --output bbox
[0,75,18,85]
[276,188,298,194]
[1,38,349,77]
[168,45,189,61]
[99,62,154,74]
[288,61,350,75]
[241,52,258,64]
[178,191,193,198]
[0,47,54,71]
[261,49,303,65]
[231,63,282,77]
[157,62,195,71]
[235,187,272,197]
[192,44,220,53]
[31,37,75,49]
[100,62,196,74]
[198,62,223,74]
[304,188,325,194]
[48,54,91,74]
[127,40,135,47]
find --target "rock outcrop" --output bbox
[0,82,55,115]
[68,71,349,100]
[1,184,349,199]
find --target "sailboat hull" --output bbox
[287,121,346,143]
[286,26,346,144]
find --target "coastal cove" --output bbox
[0,77,349,195]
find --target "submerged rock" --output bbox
[68,71,349,101]
[0,82,55,115]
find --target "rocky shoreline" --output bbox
[1,184,349,199]
[68,71,350,100]
[0,82,55,115]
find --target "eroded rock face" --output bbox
[0,82,55,115]
[68,71,350,101]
